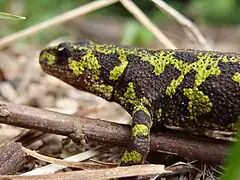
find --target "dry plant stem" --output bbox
[1,165,169,180]
[0,142,26,175]
[0,100,127,145]
[119,0,176,49]
[22,148,102,176]
[151,0,212,50]
[22,146,107,170]
[0,101,229,164]
[0,0,118,49]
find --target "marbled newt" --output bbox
[39,40,240,166]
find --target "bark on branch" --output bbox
[0,101,230,164]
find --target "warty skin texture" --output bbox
[39,40,240,166]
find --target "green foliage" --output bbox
[121,20,153,46]
[0,0,239,44]
[22,0,79,28]
[0,0,81,39]
[220,125,240,180]
[187,0,240,24]
[80,0,240,24]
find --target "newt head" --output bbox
[39,40,115,100]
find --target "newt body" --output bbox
[39,40,240,165]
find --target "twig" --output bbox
[21,146,107,173]
[0,0,118,49]
[0,101,230,164]
[119,0,176,49]
[21,148,103,176]
[0,142,26,175]
[151,0,212,50]
[2,164,169,180]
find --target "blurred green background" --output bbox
[0,0,239,45]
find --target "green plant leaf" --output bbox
[221,121,240,180]
[121,20,139,45]
[121,19,153,46]
[137,26,153,45]
[0,12,26,20]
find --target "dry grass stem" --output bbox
[151,0,212,50]
[4,164,170,180]
[21,148,102,176]
[0,0,118,49]
[119,0,176,49]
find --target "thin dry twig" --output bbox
[22,146,108,170]
[0,101,230,164]
[0,0,119,49]
[2,164,170,180]
[151,0,212,50]
[21,147,103,176]
[119,0,176,49]
[0,142,26,175]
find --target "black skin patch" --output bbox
[93,51,122,85]
[72,49,88,61]
[218,61,240,75]
[132,110,151,127]
[155,70,196,128]
[200,77,239,129]
[198,61,240,130]
[173,51,198,63]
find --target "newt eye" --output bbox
[56,43,71,65]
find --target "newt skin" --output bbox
[39,40,240,166]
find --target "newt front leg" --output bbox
[121,108,152,166]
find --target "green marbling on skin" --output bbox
[69,50,101,80]
[121,150,142,164]
[40,50,56,65]
[184,87,213,118]
[39,40,240,166]
[132,124,149,137]
[89,84,113,100]
[118,82,151,117]
[233,72,240,83]
[109,54,129,81]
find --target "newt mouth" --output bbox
[41,63,84,86]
